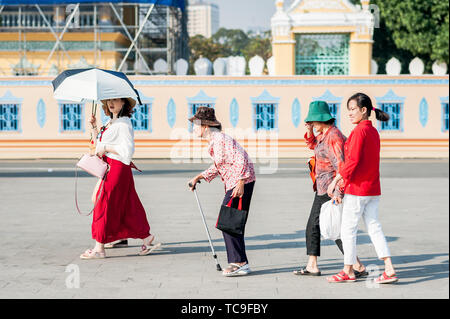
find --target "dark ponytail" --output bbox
[373,108,390,122]
[347,93,390,122]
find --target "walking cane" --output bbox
[189,181,222,272]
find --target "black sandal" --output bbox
[104,239,128,249]
[354,269,368,278]
[293,267,321,276]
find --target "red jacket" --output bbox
[339,120,381,196]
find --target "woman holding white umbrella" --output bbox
[52,68,159,259]
[80,96,160,259]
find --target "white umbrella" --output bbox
[52,68,141,105]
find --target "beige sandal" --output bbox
[138,235,161,256]
[80,249,106,260]
[222,263,251,277]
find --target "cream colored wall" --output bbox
[349,31,373,75]
[272,42,295,76]
[0,75,448,159]
[349,42,372,75]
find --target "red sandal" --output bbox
[327,271,356,283]
[374,272,398,284]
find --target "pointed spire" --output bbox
[276,0,285,12]
[361,0,370,11]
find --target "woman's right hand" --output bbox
[188,175,201,191]
[305,123,314,138]
[332,196,342,205]
[89,115,97,128]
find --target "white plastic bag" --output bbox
[319,200,343,240]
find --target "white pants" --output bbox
[341,194,391,265]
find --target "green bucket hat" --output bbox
[304,100,334,123]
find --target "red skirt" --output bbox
[92,156,150,244]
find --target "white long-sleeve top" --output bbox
[95,117,134,165]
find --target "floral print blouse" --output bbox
[201,131,256,192]
[304,126,346,198]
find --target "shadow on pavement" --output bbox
[229,253,449,281]
[163,230,398,250]
[88,241,448,284]
[389,254,449,285]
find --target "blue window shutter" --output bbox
[132,103,150,131]
[60,103,83,132]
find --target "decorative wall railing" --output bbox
[0,12,54,28]
[0,12,104,29]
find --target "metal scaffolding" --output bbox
[0,2,188,75]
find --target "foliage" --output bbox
[371,0,449,72]
[188,29,272,74]
[242,31,273,62]
[188,35,231,74]
[348,0,448,72]
[212,28,250,56]
[373,0,448,64]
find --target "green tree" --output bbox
[242,31,273,74]
[188,35,231,74]
[188,29,272,74]
[372,19,415,74]
[372,0,449,72]
[350,0,448,72]
[212,28,250,56]
[242,31,272,61]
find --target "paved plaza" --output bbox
[0,159,448,299]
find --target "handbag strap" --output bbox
[74,164,108,216]
[227,196,243,210]
[130,161,142,172]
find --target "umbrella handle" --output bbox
[89,101,97,148]
[92,101,97,116]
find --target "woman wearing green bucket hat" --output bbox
[293,101,367,277]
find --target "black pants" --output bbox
[221,181,255,264]
[306,193,344,256]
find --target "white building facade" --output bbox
[187,0,220,38]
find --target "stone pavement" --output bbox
[0,159,448,299]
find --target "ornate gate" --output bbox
[295,34,349,75]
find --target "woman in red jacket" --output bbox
[326,93,398,284]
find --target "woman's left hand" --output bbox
[96,144,106,158]
[231,180,245,198]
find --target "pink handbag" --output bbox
[75,154,109,216]
[76,154,109,179]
